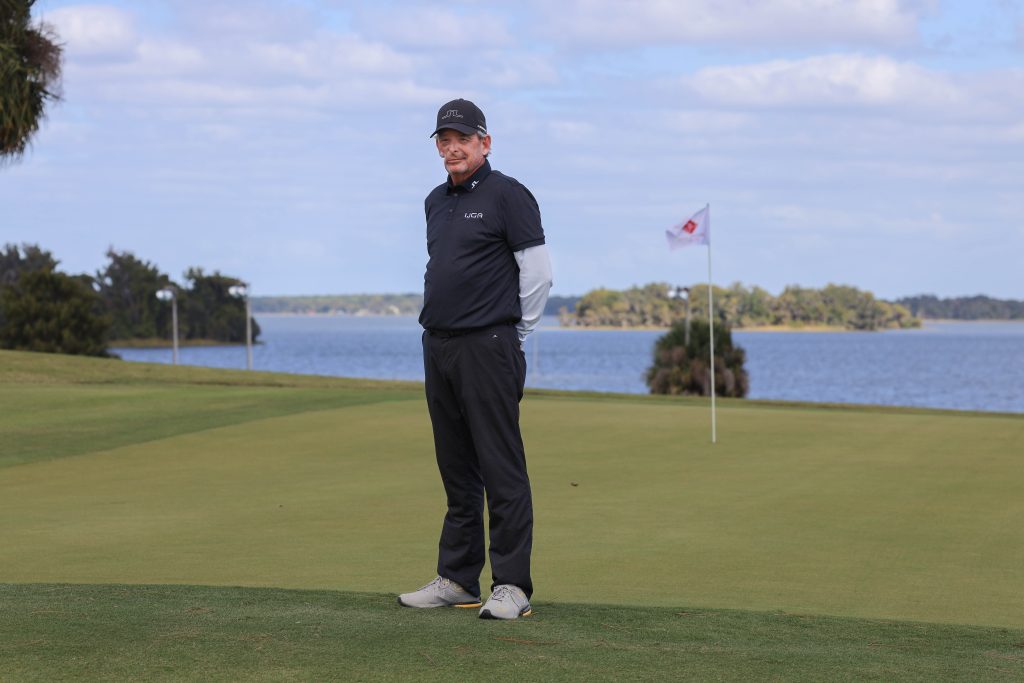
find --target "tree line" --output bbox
[253,294,423,316]
[0,243,259,357]
[896,295,1024,320]
[252,294,578,316]
[562,282,920,331]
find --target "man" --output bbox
[398,98,553,620]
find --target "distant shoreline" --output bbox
[252,312,417,318]
[109,338,256,349]
[251,312,1022,330]
[554,324,859,333]
[918,318,1024,324]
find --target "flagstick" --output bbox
[707,236,717,444]
[665,201,715,442]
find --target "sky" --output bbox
[4,0,1023,299]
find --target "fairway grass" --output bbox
[3,584,1023,682]
[2,349,1024,679]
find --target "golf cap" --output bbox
[431,98,487,138]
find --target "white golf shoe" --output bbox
[397,576,481,609]
[479,584,532,620]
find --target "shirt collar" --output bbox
[446,159,491,194]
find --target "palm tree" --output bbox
[1,0,62,163]
[646,319,750,398]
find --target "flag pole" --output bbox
[707,232,716,444]
[664,201,716,443]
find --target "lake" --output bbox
[112,316,1024,414]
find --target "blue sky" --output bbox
[5,0,1023,299]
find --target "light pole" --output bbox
[667,285,692,345]
[228,284,253,370]
[155,286,179,365]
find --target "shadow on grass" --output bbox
[2,583,1022,682]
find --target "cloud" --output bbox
[246,35,416,82]
[685,54,963,109]
[46,2,555,117]
[353,5,516,49]
[171,0,318,41]
[45,5,438,114]
[662,110,754,134]
[44,4,138,59]
[135,40,205,74]
[534,0,929,48]
[17,1,1023,300]
[548,120,598,143]
[470,54,560,88]
[1007,122,1024,143]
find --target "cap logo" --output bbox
[441,109,463,120]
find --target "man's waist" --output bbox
[425,321,514,338]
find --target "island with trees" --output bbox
[561,282,921,331]
[896,295,1024,320]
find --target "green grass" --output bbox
[0,350,421,468]
[2,584,1022,682]
[2,348,1023,680]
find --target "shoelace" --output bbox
[489,586,516,604]
[420,577,448,591]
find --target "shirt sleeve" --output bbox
[502,181,546,252]
[514,244,553,345]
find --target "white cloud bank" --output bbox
[686,53,963,109]
[46,4,138,58]
[17,0,1023,299]
[535,0,929,48]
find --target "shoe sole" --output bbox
[397,597,482,609]
[479,608,533,620]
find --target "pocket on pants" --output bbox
[509,331,526,401]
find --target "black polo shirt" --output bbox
[419,160,546,331]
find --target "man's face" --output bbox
[435,129,491,182]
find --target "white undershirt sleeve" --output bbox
[514,244,553,346]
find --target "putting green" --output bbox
[2,351,1022,629]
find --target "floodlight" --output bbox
[229,283,253,370]
[154,287,179,364]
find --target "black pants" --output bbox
[422,322,533,599]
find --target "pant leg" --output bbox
[422,330,486,598]
[449,324,534,598]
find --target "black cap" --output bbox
[431,98,487,137]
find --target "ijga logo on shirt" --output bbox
[464,212,484,219]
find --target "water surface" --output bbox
[113,317,1024,414]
